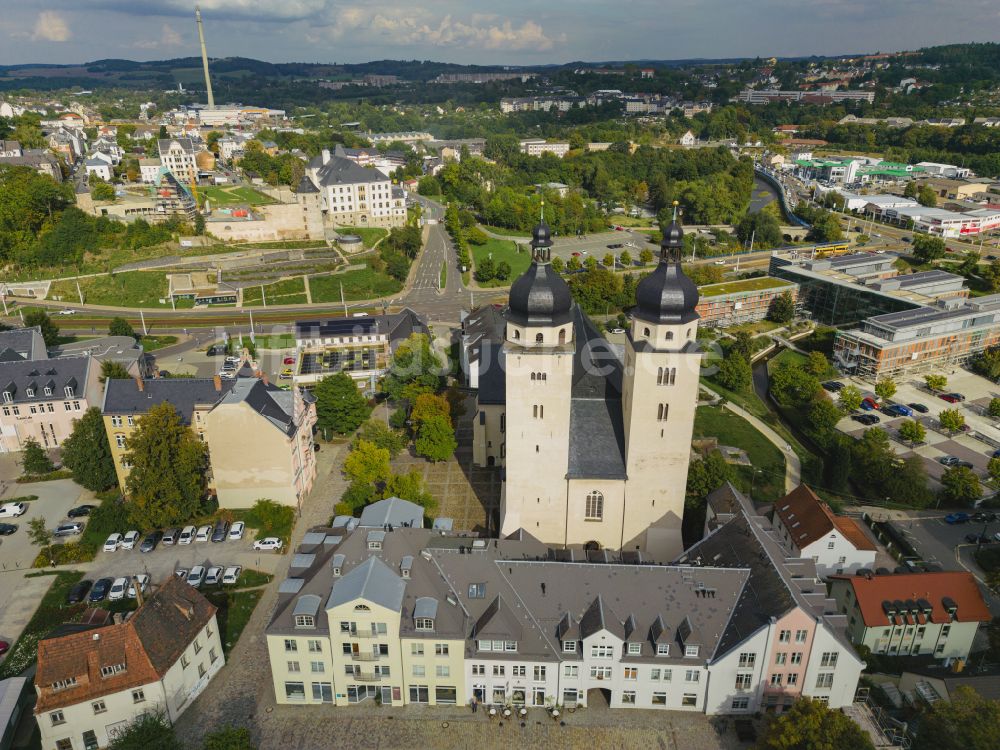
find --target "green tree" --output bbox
[717,353,752,392]
[940,466,981,507]
[769,362,821,407]
[939,408,965,433]
[343,440,391,487]
[124,402,208,529]
[686,448,734,499]
[495,261,512,281]
[913,234,947,263]
[410,392,451,429]
[60,407,117,491]
[194,213,206,235]
[756,698,875,750]
[639,248,654,265]
[730,331,755,359]
[767,291,795,324]
[603,252,615,267]
[874,377,897,402]
[23,309,59,347]
[736,209,782,249]
[90,181,116,202]
[974,348,1000,381]
[314,372,371,437]
[20,438,54,476]
[898,419,926,446]
[839,385,863,412]
[414,414,456,462]
[100,360,131,383]
[925,374,948,391]
[566,255,582,271]
[355,420,406,458]
[804,351,830,377]
[475,255,496,282]
[584,256,598,271]
[417,175,441,196]
[108,316,136,339]
[27,517,53,566]
[619,250,632,267]
[988,457,1000,482]
[550,256,564,273]
[382,334,444,403]
[917,184,938,207]
[913,685,1000,750]
[807,397,843,445]
[202,726,256,750]
[383,469,436,511]
[990,398,1000,418]
[107,713,181,750]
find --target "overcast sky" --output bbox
[1,1,997,66]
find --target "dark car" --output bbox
[939,393,966,403]
[88,577,114,603]
[945,512,971,524]
[67,504,96,518]
[67,579,92,604]
[139,530,162,553]
[909,403,929,414]
[822,381,844,392]
[0,523,17,536]
[972,512,997,523]
[852,414,880,425]
[206,345,222,357]
[607,243,623,249]
[211,519,230,543]
[965,534,993,544]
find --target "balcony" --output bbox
[351,652,380,662]
[353,672,382,682]
[343,630,377,639]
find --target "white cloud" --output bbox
[32,11,71,42]
[132,23,183,50]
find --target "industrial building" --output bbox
[695,277,798,327]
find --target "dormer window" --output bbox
[51,677,78,691]
[627,642,641,655]
[44,386,52,396]
[562,640,577,653]
[684,645,700,658]
[332,566,342,576]
[656,644,670,657]
[63,386,74,398]
[100,663,125,678]
[25,388,34,398]
[368,540,382,550]
[294,615,315,628]
[415,618,434,631]
[2,391,11,404]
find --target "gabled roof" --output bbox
[216,378,297,435]
[774,484,876,552]
[579,594,625,639]
[831,571,992,627]
[102,377,234,424]
[472,595,523,641]
[327,556,406,613]
[0,356,90,405]
[358,497,424,529]
[315,154,388,187]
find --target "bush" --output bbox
[244,499,294,541]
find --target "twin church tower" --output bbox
[473,210,702,560]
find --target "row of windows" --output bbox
[777,629,810,643]
[2,401,79,416]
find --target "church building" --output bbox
[473,211,702,560]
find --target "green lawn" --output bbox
[699,277,794,297]
[253,333,297,350]
[694,405,786,503]
[242,277,307,306]
[208,589,264,656]
[479,224,531,237]
[725,319,784,336]
[50,271,170,308]
[310,266,402,302]
[200,185,274,207]
[472,238,530,287]
[337,227,389,249]
[440,262,447,289]
[0,571,84,678]
[140,335,177,351]
[608,214,654,228]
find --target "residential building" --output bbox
[679,130,696,147]
[519,140,570,158]
[302,149,406,228]
[474,218,702,560]
[0,356,100,453]
[265,489,862,715]
[0,148,63,182]
[367,131,433,145]
[735,89,874,104]
[333,144,407,179]
[0,675,32,750]
[695,277,798,328]
[0,140,20,158]
[459,305,505,390]
[828,571,991,661]
[101,374,317,509]
[0,326,47,362]
[500,97,582,113]
[138,158,162,184]
[157,138,197,184]
[833,294,1000,379]
[291,310,425,390]
[771,485,876,577]
[83,157,113,182]
[35,577,223,750]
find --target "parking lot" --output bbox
[0,474,92,571]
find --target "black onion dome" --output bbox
[633,218,699,324]
[661,220,683,250]
[506,219,572,327]
[532,219,553,248]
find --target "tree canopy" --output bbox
[314,372,371,436]
[61,407,118,491]
[914,685,1000,750]
[756,698,875,750]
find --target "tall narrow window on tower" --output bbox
[657,404,669,421]
[585,491,604,521]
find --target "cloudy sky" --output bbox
[0,1,997,66]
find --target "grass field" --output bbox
[140,335,178,351]
[699,277,794,297]
[50,271,170,308]
[208,589,264,656]
[472,238,530,287]
[254,333,297,350]
[337,226,389,248]
[242,277,307,306]
[608,214,654,228]
[310,265,402,302]
[725,319,784,336]
[694,405,786,503]
[480,224,532,238]
[200,185,274,207]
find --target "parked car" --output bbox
[283,357,295,365]
[178,525,196,545]
[89,578,114,603]
[939,455,972,467]
[103,533,123,552]
[607,243,623,249]
[108,577,128,601]
[206,345,222,357]
[67,504,96,518]
[186,566,206,589]
[225,356,240,364]
[228,521,245,541]
[860,398,880,411]
[908,403,929,414]
[174,569,189,579]
[945,512,971,525]
[195,525,212,542]
[211,519,229,543]
[53,522,84,537]
[883,404,913,418]
[139,530,162,553]
[253,537,283,552]
[0,502,27,518]
[973,512,998,523]
[821,381,844,392]
[121,530,140,550]
[222,566,242,585]
[851,414,880,425]
[939,393,965,403]
[0,641,8,657]
[127,575,150,599]
[67,580,92,604]
[279,368,293,379]
[205,566,223,586]
[162,528,180,545]
[966,533,993,544]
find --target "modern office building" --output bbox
[695,278,798,327]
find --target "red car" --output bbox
[571,252,581,257]
[939,393,965,403]
[0,640,9,656]
[861,397,880,410]
[283,357,295,365]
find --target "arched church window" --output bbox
[585,491,604,521]
[514,329,520,340]
[531,373,536,381]
[666,331,674,341]
[536,333,544,343]
[559,329,567,344]
[643,327,651,337]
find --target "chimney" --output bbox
[261,373,269,386]
[321,148,331,165]
[213,375,222,391]
[135,377,144,392]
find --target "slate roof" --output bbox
[0,356,91,405]
[327,556,407,613]
[314,154,388,187]
[476,342,506,405]
[0,326,46,361]
[102,377,234,423]
[358,497,424,529]
[217,378,297,435]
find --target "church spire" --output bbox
[530,200,553,263]
[660,201,683,262]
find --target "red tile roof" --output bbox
[773,484,876,552]
[833,572,991,627]
[35,577,216,713]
